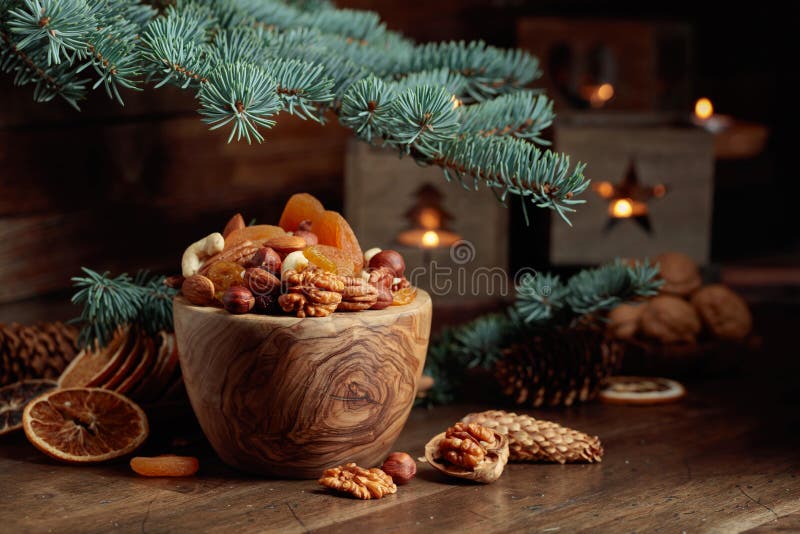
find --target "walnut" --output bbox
[640,295,702,344]
[318,463,397,500]
[655,252,702,297]
[278,268,344,318]
[424,422,509,483]
[337,276,379,311]
[690,284,752,341]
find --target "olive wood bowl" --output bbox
[173,291,432,478]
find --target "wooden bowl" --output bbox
[173,291,432,478]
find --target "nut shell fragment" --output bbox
[424,425,509,484]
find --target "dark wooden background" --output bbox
[0,1,793,311]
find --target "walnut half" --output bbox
[319,463,397,500]
[278,268,344,317]
[424,422,509,484]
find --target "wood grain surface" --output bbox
[173,292,432,478]
[1,378,798,533]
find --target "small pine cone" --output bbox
[462,410,603,464]
[495,326,622,408]
[0,322,79,387]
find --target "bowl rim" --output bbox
[173,288,431,324]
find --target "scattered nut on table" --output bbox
[318,463,397,500]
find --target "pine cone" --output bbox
[494,326,622,408]
[0,322,79,387]
[462,410,603,463]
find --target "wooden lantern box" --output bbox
[345,141,509,303]
[551,114,715,265]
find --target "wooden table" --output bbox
[1,378,799,533]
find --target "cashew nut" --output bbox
[281,250,309,278]
[182,232,225,277]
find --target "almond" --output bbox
[264,235,308,256]
[223,213,246,238]
[244,268,280,296]
[199,241,260,275]
[182,274,215,306]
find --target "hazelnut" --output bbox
[245,246,282,274]
[222,286,255,314]
[364,247,382,264]
[182,274,215,306]
[381,452,416,485]
[369,250,405,278]
[294,230,318,246]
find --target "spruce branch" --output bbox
[0,28,87,108]
[459,90,554,144]
[380,85,461,155]
[198,61,281,143]
[515,272,566,323]
[564,259,662,316]
[7,0,94,65]
[410,40,541,101]
[339,75,395,143]
[266,57,334,120]
[434,134,589,223]
[71,267,177,349]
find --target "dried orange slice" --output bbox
[599,376,686,405]
[58,326,130,388]
[131,455,199,477]
[303,245,338,273]
[23,388,148,463]
[392,287,418,306]
[279,193,325,232]
[224,225,286,250]
[0,379,57,436]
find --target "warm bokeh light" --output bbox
[418,207,441,230]
[597,83,614,101]
[595,181,615,199]
[653,184,667,198]
[694,97,714,120]
[422,230,440,248]
[610,198,634,218]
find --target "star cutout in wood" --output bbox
[593,160,667,234]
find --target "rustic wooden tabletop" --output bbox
[1,377,799,533]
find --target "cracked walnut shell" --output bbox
[278,269,344,318]
[424,422,509,484]
[318,463,397,500]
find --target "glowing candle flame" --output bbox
[422,230,440,248]
[695,98,714,120]
[611,198,634,218]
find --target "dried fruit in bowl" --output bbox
[206,261,245,301]
[224,225,286,250]
[392,286,417,306]
[279,193,325,232]
[303,245,338,273]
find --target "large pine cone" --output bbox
[0,322,79,387]
[494,326,623,408]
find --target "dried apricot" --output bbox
[310,245,360,276]
[279,193,325,232]
[303,246,338,273]
[314,211,363,273]
[392,286,418,306]
[224,225,286,250]
[206,261,245,301]
[130,455,199,477]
